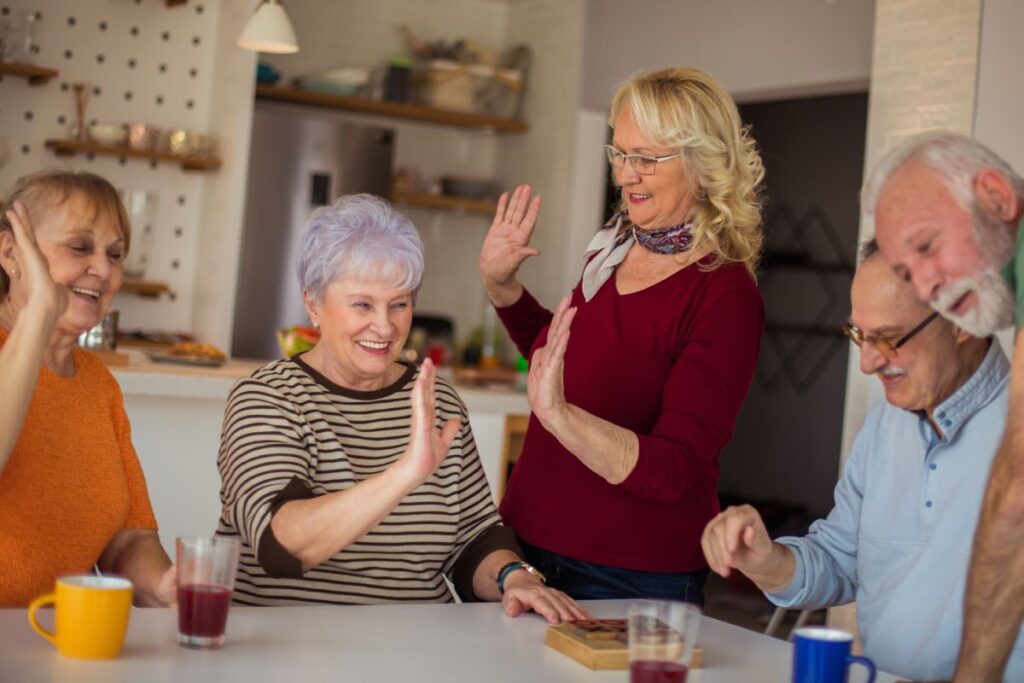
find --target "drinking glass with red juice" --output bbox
[628,600,701,683]
[175,537,241,649]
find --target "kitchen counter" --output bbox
[110,350,530,413]
[109,351,529,556]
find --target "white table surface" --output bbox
[0,600,897,683]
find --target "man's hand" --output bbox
[701,504,795,592]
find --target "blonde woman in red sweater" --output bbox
[480,67,765,604]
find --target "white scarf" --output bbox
[581,213,633,301]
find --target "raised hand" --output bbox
[5,201,66,323]
[527,296,576,433]
[479,184,541,295]
[399,358,461,484]
[701,505,775,578]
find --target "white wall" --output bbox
[974,0,1024,176]
[495,0,588,309]
[580,0,875,110]
[839,0,984,471]
[0,0,243,342]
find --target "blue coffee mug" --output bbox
[792,627,876,683]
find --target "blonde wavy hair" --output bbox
[609,67,765,275]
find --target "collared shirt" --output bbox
[768,340,1024,681]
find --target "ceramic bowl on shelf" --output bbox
[88,123,127,147]
[127,122,162,152]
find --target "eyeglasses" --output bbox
[842,311,940,359]
[604,144,681,175]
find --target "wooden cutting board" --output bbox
[545,619,702,670]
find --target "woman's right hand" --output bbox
[398,358,461,486]
[5,201,66,323]
[479,184,541,301]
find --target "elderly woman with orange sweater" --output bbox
[0,171,174,607]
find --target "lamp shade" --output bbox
[238,0,299,54]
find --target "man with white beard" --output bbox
[701,245,1016,680]
[867,131,1024,682]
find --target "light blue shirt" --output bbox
[768,340,1024,681]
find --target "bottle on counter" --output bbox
[480,303,500,370]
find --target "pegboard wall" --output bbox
[0,0,223,334]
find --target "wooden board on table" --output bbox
[545,619,702,671]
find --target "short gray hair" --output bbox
[297,194,424,302]
[862,131,1024,216]
[859,237,879,263]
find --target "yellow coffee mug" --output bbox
[27,575,133,659]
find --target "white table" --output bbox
[0,600,896,682]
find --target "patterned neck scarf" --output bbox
[580,212,696,301]
[632,219,696,255]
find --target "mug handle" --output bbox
[27,592,57,645]
[847,654,876,683]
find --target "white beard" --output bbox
[932,267,1015,336]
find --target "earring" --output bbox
[312,320,320,329]
[8,269,15,278]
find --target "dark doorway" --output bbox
[722,92,869,518]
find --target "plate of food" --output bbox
[147,342,227,367]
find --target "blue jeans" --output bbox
[518,537,709,606]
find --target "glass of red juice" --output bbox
[628,600,701,683]
[175,537,240,649]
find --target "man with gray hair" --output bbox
[702,243,1016,680]
[866,131,1024,682]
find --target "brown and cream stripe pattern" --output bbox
[216,357,503,606]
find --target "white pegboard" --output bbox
[0,0,222,334]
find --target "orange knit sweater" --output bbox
[0,329,157,606]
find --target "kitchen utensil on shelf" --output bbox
[70,83,91,143]
[440,176,496,199]
[88,123,127,147]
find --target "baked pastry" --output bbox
[166,342,226,361]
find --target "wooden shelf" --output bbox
[121,279,170,298]
[0,62,59,86]
[255,84,527,133]
[392,191,497,216]
[44,139,221,171]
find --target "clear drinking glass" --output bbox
[119,189,156,278]
[175,537,241,649]
[628,600,701,683]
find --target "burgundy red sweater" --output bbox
[497,257,764,572]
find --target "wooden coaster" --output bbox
[545,619,702,670]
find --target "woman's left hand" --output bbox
[502,571,590,624]
[527,296,576,433]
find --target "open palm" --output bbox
[402,358,461,483]
[479,184,542,288]
[527,296,575,430]
[5,201,66,320]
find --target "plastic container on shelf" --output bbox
[383,57,413,103]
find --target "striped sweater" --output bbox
[216,357,512,606]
